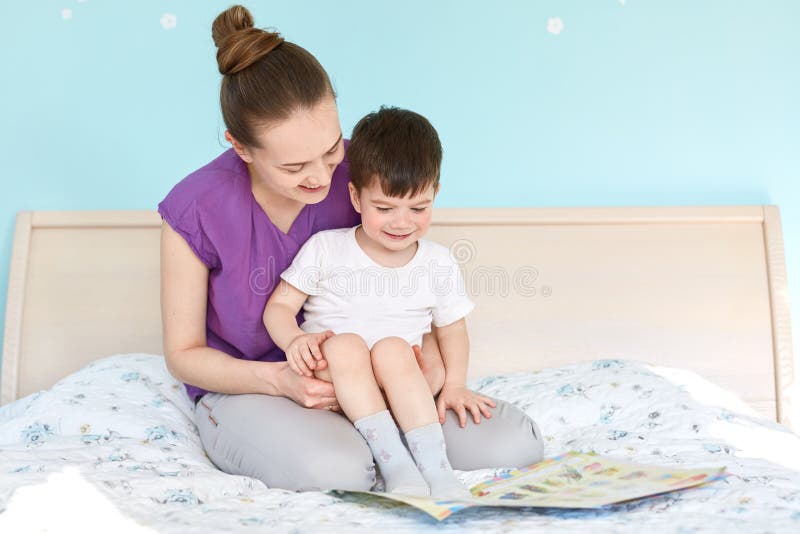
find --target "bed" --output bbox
[1,206,798,532]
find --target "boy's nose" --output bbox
[393,211,412,227]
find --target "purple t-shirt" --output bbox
[157,147,360,403]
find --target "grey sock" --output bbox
[354,410,430,497]
[404,422,472,500]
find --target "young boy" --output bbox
[263,106,495,499]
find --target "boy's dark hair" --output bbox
[348,106,442,197]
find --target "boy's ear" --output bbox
[348,182,362,213]
[225,131,253,163]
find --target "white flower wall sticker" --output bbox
[61,0,89,20]
[60,3,177,29]
[546,17,564,36]
[160,13,177,30]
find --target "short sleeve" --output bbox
[280,234,327,296]
[158,197,219,269]
[432,253,475,327]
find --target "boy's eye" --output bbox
[284,166,302,174]
[327,142,340,154]
[376,207,427,213]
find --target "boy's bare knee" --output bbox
[318,333,371,378]
[322,332,369,355]
[371,336,413,358]
[370,337,417,381]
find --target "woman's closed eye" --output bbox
[282,143,338,174]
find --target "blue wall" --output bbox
[2,1,798,364]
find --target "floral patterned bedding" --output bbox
[1,354,799,533]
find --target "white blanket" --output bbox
[1,354,799,532]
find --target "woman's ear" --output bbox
[225,131,253,163]
[348,182,362,213]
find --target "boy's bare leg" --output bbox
[370,337,438,432]
[371,336,470,499]
[315,333,386,422]
[417,331,446,396]
[319,335,429,496]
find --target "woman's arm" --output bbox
[161,221,283,395]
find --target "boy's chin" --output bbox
[381,238,420,253]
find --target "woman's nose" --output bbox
[307,160,332,186]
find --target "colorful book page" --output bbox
[328,451,727,521]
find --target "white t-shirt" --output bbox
[279,225,475,349]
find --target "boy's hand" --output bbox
[436,384,497,427]
[285,330,334,377]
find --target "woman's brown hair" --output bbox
[212,5,335,148]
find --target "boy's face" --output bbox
[348,178,439,252]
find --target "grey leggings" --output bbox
[195,391,544,492]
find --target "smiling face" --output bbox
[348,178,439,254]
[225,96,344,207]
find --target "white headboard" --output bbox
[1,207,795,432]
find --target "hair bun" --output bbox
[212,5,284,76]
[211,5,253,46]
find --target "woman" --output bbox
[159,4,544,492]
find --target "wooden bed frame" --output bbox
[1,207,796,433]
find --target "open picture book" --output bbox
[331,451,727,521]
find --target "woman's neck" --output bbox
[250,176,304,234]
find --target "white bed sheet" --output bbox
[1,354,799,533]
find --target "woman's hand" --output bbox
[285,330,334,377]
[274,361,341,412]
[436,384,496,427]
